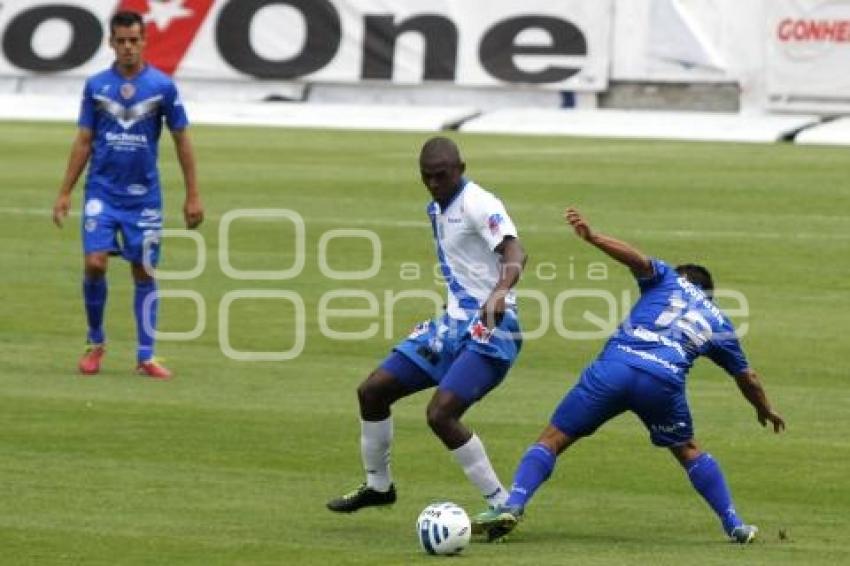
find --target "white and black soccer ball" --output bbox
[416,502,471,555]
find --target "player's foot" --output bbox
[730,524,758,544]
[472,504,523,542]
[78,344,105,375]
[136,358,173,380]
[326,483,396,513]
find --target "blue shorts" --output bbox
[550,360,693,447]
[380,310,522,403]
[81,196,162,266]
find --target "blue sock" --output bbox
[134,280,158,363]
[505,443,557,509]
[83,276,107,344]
[685,453,743,535]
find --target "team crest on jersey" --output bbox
[84,198,103,217]
[120,83,136,100]
[470,320,492,343]
[487,213,504,235]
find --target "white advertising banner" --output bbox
[0,0,612,90]
[767,0,850,107]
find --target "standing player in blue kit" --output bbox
[52,11,203,379]
[474,207,785,543]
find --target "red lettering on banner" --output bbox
[777,18,850,43]
[118,0,214,75]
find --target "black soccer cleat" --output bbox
[326,483,397,513]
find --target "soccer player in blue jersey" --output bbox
[52,11,203,379]
[327,137,526,513]
[473,207,785,544]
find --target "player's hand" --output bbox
[758,408,786,433]
[564,207,593,241]
[53,193,71,228]
[183,194,204,229]
[480,290,507,329]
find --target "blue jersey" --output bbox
[598,259,749,384]
[79,64,188,207]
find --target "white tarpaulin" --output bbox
[0,0,612,90]
[766,0,850,109]
[648,0,726,71]
[461,108,820,143]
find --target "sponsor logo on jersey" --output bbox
[105,132,148,145]
[127,184,149,196]
[617,344,680,373]
[650,421,687,434]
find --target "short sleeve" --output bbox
[78,80,95,130]
[707,329,750,378]
[465,190,518,251]
[636,258,670,291]
[164,81,189,131]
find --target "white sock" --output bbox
[361,417,393,492]
[451,433,508,506]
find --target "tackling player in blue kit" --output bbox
[52,11,203,379]
[474,207,785,544]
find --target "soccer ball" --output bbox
[416,502,471,555]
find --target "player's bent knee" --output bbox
[425,405,443,432]
[538,424,575,455]
[356,379,379,409]
[84,256,108,276]
[670,439,701,466]
[357,369,397,410]
[425,401,459,434]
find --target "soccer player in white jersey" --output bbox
[327,137,526,512]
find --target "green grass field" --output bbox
[0,121,848,565]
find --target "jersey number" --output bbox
[654,295,712,347]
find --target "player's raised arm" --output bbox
[564,207,652,278]
[171,129,203,229]
[53,127,93,227]
[481,236,527,328]
[733,368,786,433]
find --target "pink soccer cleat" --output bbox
[136,358,173,380]
[78,344,105,375]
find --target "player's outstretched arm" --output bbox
[53,128,93,228]
[171,129,204,229]
[734,368,786,433]
[564,207,652,278]
[480,236,526,328]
